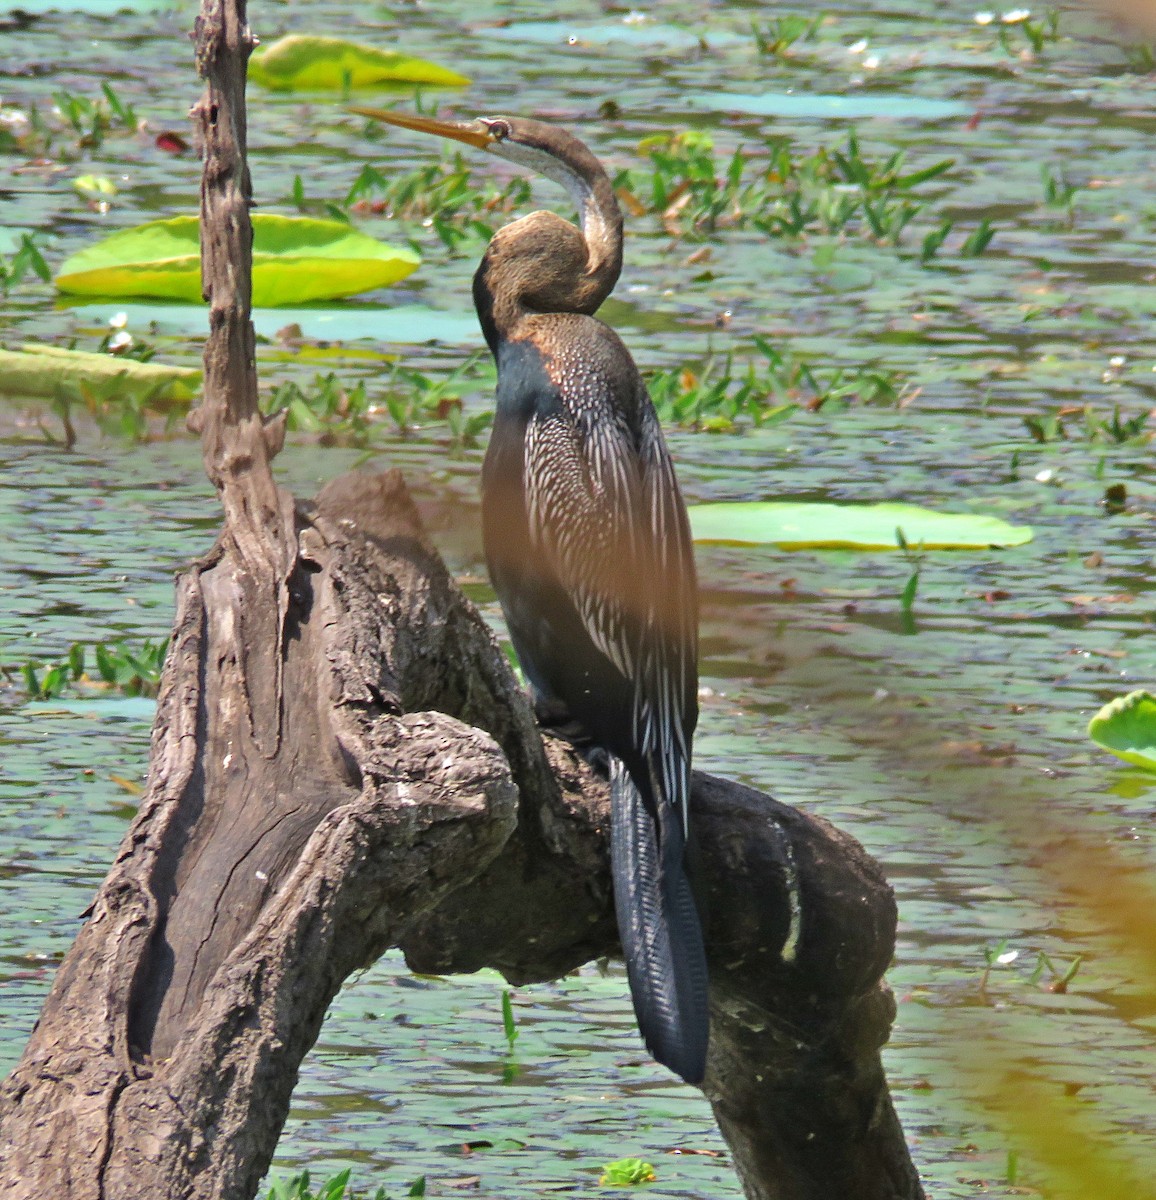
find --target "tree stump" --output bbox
[0,3,926,1198]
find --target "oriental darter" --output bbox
[353,107,709,1085]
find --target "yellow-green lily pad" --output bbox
[248,35,470,91]
[55,214,420,306]
[73,174,118,200]
[687,501,1033,550]
[1088,691,1156,773]
[0,345,200,403]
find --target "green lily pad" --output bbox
[55,215,420,306]
[73,174,118,200]
[687,502,1034,550]
[248,35,470,91]
[0,345,200,403]
[1088,691,1156,773]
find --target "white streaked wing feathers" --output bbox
[522,382,695,823]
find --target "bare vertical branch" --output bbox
[193,0,256,420]
[189,0,296,761]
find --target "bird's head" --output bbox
[350,108,610,209]
[352,107,623,322]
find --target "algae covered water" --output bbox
[2,1,1155,1195]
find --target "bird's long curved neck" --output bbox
[474,130,624,350]
[551,153,623,307]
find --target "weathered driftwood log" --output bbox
[0,1,925,1198]
[0,460,922,1200]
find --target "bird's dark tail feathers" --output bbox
[610,757,709,1085]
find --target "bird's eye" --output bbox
[484,118,511,141]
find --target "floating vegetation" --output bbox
[1041,163,1079,213]
[895,527,925,634]
[342,152,532,251]
[2,323,200,446]
[612,128,990,261]
[271,373,375,444]
[0,344,199,402]
[977,939,1082,1000]
[345,124,988,264]
[0,81,140,160]
[1088,691,1156,773]
[0,234,50,295]
[598,1158,658,1187]
[56,215,420,305]
[268,354,492,446]
[54,81,138,145]
[263,1168,424,1200]
[249,35,470,91]
[11,639,168,702]
[501,989,518,1052]
[687,502,1033,550]
[3,313,197,445]
[72,173,118,212]
[750,12,825,57]
[647,336,904,431]
[988,7,1062,56]
[1022,404,1151,445]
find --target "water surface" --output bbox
[2,1,1155,1196]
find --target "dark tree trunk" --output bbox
[0,3,926,1199]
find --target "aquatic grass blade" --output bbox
[501,988,518,1050]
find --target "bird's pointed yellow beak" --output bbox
[350,107,495,150]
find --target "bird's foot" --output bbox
[579,743,611,778]
[531,697,608,776]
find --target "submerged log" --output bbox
[0,2,925,1198]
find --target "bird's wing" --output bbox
[523,377,697,818]
[523,404,643,680]
[635,409,698,829]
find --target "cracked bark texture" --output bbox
[0,2,926,1198]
